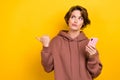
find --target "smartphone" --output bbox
[88,38,98,47]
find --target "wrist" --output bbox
[43,44,49,47]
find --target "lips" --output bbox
[72,24,77,26]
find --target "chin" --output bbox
[71,27,79,30]
[71,29,79,31]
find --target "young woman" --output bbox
[37,5,102,80]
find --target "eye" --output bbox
[79,17,83,20]
[71,15,75,18]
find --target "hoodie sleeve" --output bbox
[87,51,102,78]
[41,46,54,73]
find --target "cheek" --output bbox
[68,19,72,25]
[68,22,71,27]
[79,21,84,25]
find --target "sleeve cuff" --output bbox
[88,53,97,61]
[42,46,50,53]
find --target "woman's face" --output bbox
[68,10,84,31]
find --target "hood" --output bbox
[57,30,88,41]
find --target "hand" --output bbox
[86,38,98,55]
[36,35,50,47]
[86,45,97,55]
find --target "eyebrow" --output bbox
[71,14,82,18]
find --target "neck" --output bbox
[68,30,80,39]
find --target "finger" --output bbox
[86,46,93,53]
[86,46,96,55]
[86,47,93,55]
[87,45,96,50]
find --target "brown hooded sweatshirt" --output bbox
[41,30,102,80]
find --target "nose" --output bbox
[74,18,78,23]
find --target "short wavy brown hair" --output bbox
[64,5,91,28]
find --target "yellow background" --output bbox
[0,0,120,80]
